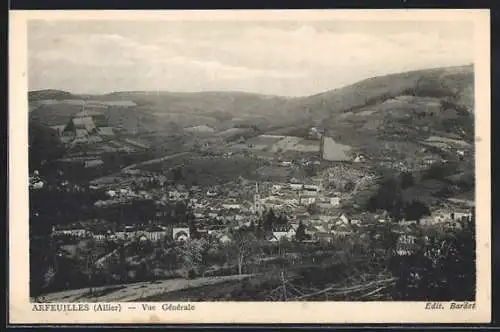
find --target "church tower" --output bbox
[254,182,263,216]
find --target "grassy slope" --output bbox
[29,64,473,131]
[29,65,474,164]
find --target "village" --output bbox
[28,100,475,296]
[42,163,473,259]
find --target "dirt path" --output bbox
[122,151,190,171]
[34,274,256,303]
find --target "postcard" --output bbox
[9,9,491,324]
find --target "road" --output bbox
[33,274,256,303]
[122,152,190,172]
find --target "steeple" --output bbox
[253,182,262,216]
[80,100,88,117]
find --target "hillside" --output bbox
[29,64,474,157]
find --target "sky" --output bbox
[28,20,474,97]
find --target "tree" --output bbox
[263,209,276,232]
[29,122,66,172]
[400,172,415,189]
[295,221,306,241]
[181,240,205,278]
[187,208,198,239]
[367,175,403,213]
[77,239,99,295]
[344,180,355,192]
[228,230,260,275]
[306,203,319,215]
[403,200,430,223]
[276,214,289,231]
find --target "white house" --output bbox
[31,181,45,190]
[219,234,232,244]
[303,184,320,192]
[452,211,472,221]
[353,155,366,163]
[396,234,418,256]
[93,233,107,241]
[173,227,190,242]
[222,204,241,211]
[52,227,90,238]
[336,213,350,225]
[106,190,117,197]
[350,219,361,226]
[141,227,168,242]
[289,183,303,191]
[330,197,340,207]
[300,197,316,206]
[269,231,290,242]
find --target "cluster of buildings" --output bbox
[51,222,190,243]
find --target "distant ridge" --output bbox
[28,89,76,101]
[29,64,474,142]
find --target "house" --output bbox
[219,234,232,244]
[222,204,241,211]
[400,219,418,226]
[329,196,340,207]
[115,231,129,240]
[137,233,149,242]
[316,232,335,243]
[52,226,90,238]
[84,159,104,168]
[142,226,168,242]
[269,232,289,242]
[350,219,361,226]
[289,183,303,191]
[173,227,190,242]
[93,231,108,241]
[206,190,219,197]
[208,212,219,219]
[50,125,67,135]
[30,181,45,190]
[269,225,297,242]
[395,233,419,256]
[305,225,317,237]
[336,213,350,225]
[353,154,366,163]
[314,225,328,233]
[272,184,283,191]
[432,210,453,223]
[451,211,472,221]
[168,190,188,201]
[106,190,117,197]
[303,184,320,192]
[300,196,316,206]
[97,127,115,137]
[422,156,439,166]
[330,224,352,238]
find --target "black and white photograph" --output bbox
[9,9,491,324]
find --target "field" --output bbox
[322,137,352,161]
[422,136,472,149]
[231,135,321,158]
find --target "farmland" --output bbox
[230,134,321,157]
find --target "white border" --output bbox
[9,9,491,324]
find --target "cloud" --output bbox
[28,21,474,96]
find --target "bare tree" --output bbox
[78,238,98,295]
[228,230,260,275]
